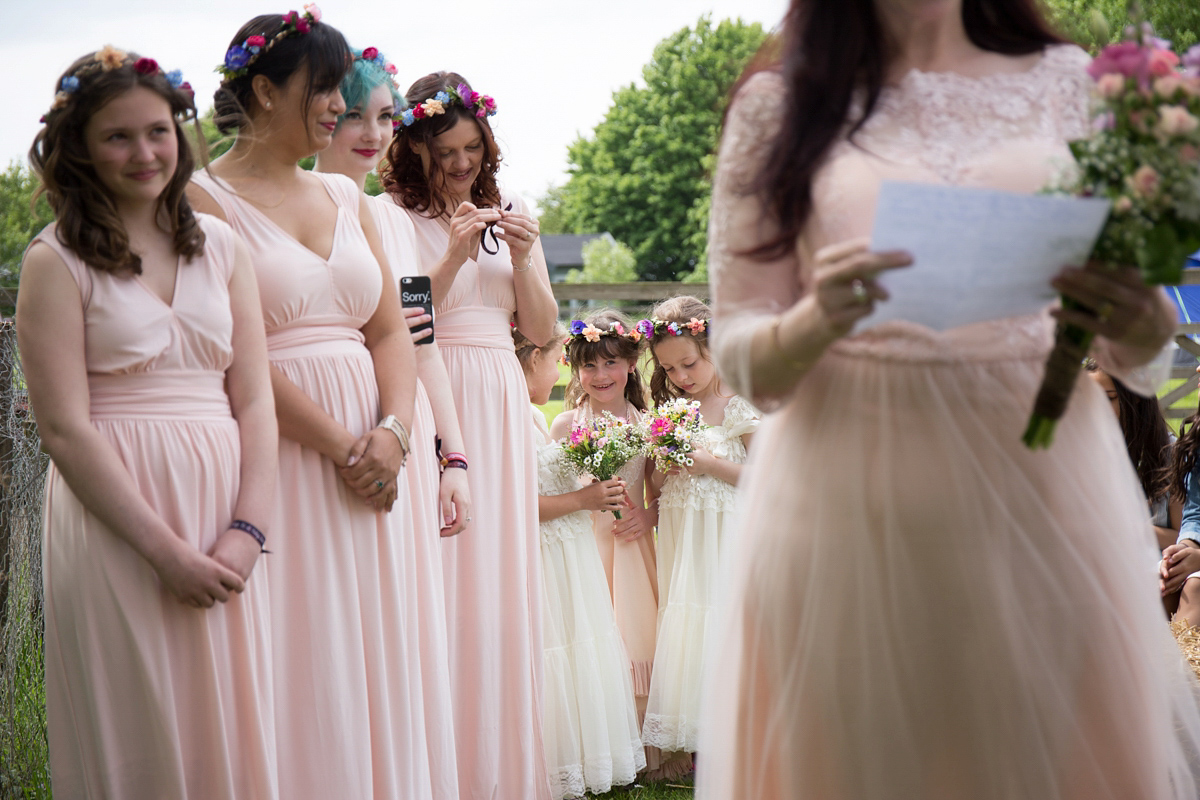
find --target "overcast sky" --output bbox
[3,0,787,208]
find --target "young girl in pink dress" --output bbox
[20,50,278,798]
[380,70,557,798]
[313,47,468,800]
[640,296,758,757]
[551,309,691,780]
[700,0,1200,795]
[189,11,428,799]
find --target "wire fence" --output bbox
[0,321,51,798]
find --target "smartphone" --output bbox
[399,275,435,345]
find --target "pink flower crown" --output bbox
[399,82,497,127]
[560,320,642,364]
[636,316,709,341]
[217,4,322,82]
[42,47,193,123]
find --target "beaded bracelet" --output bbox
[229,519,270,553]
[441,451,468,471]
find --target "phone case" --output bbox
[400,276,435,344]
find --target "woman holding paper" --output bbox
[699,0,1200,797]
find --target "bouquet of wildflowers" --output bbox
[560,412,646,518]
[642,398,705,473]
[1023,30,1200,448]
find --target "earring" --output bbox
[265,102,272,109]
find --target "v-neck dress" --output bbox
[192,170,430,800]
[34,215,277,800]
[400,192,552,800]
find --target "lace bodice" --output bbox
[533,407,593,546]
[707,45,1150,402]
[659,395,760,512]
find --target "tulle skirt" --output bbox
[699,348,1200,799]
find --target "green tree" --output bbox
[566,236,638,283]
[0,164,53,287]
[549,16,766,281]
[1042,0,1199,51]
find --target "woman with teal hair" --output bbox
[316,48,468,800]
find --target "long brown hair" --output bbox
[564,309,648,414]
[645,295,717,407]
[1087,364,1172,503]
[1170,396,1200,503]
[380,71,502,219]
[738,0,1062,259]
[29,51,204,274]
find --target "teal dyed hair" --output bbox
[338,48,402,125]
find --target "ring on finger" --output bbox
[1096,301,1115,323]
[376,479,385,490]
[850,278,869,304]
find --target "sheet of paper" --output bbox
[863,182,1111,332]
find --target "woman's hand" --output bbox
[577,478,628,513]
[496,208,540,268]
[439,467,472,537]
[151,537,245,608]
[338,428,404,512]
[444,202,503,268]
[209,527,263,583]
[1052,262,1176,352]
[401,305,433,345]
[1161,542,1200,596]
[611,495,653,541]
[809,237,913,341]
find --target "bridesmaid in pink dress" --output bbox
[700,0,1200,797]
[189,12,428,800]
[20,51,278,798]
[314,47,470,800]
[381,71,558,799]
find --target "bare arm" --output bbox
[17,243,243,606]
[415,342,471,535]
[499,197,558,346]
[208,236,278,579]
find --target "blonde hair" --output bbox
[513,321,566,374]
[645,295,714,406]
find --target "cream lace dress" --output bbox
[534,407,646,798]
[699,45,1200,799]
[642,394,759,753]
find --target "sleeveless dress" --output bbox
[191,171,429,800]
[534,405,647,798]
[401,192,551,799]
[642,394,759,753]
[700,46,1200,799]
[35,216,277,799]
[368,194,459,800]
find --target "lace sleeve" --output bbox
[722,394,762,439]
[709,72,805,408]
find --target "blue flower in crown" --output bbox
[434,90,450,104]
[60,75,80,93]
[225,45,251,71]
[569,320,586,335]
[667,322,681,335]
[165,70,184,89]
[401,109,415,126]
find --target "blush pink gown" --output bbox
[700,46,1200,799]
[36,215,277,799]
[192,171,430,800]
[401,193,552,800]
[369,194,460,800]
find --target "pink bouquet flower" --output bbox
[560,412,646,518]
[641,398,705,473]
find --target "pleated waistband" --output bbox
[89,372,231,420]
[267,325,369,361]
[435,307,515,351]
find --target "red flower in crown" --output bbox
[361,47,379,60]
[133,58,159,75]
[246,35,266,48]
[412,104,426,119]
[384,63,398,75]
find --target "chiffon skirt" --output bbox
[43,382,276,800]
[440,341,550,799]
[542,521,647,798]
[266,336,428,800]
[699,349,1200,800]
[404,380,459,800]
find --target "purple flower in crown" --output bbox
[225,45,251,71]
[636,319,654,339]
[570,320,586,335]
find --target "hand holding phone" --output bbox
[400,275,435,345]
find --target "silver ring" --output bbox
[850,279,868,304]
[375,480,384,489]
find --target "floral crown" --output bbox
[41,46,192,124]
[217,4,322,82]
[354,47,405,130]
[561,319,642,364]
[398,82,497,128]
[635,317,709,341]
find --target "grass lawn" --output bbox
[588,781,694,799]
